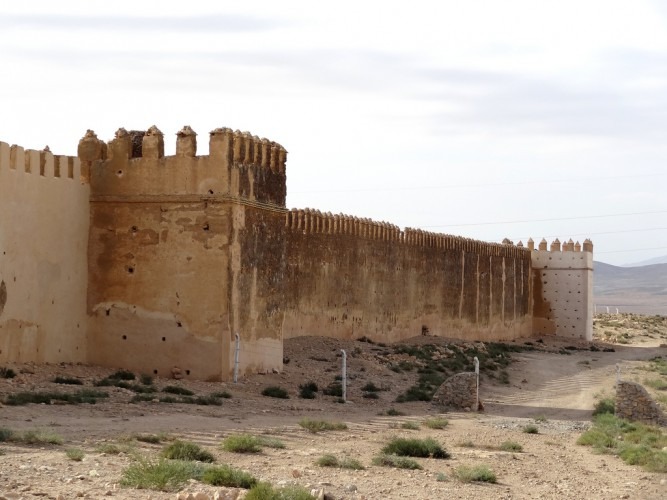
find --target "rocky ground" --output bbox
[0,314,666,499]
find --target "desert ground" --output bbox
[1,314,667,500]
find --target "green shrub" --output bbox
[162,440,214,462]
[592,398,615,416]
[383,408,405,416]
[162,385,194,396]
[381,437,449,459]
[0,428,13,442]
[315,454,363,470]
[109,369,135,380]
[322,382,342,397]
[97,443,133,455]
[522,424,539,434]
[372,454,422,469]
[211,390,232,399]
[222,434,263,453]
[362,392,379,399]
[5,389,108,405]
[201,464,257,488]
[298,382,318,399]
[361,382,380,392]
[423,417,449,429]
[261,386,289,399]
[245,482,316,500]
[16,430,63,445]
[454,465,497,483]
[65,448,85,461]
[135,433,167,444]
[298,418,347,433]
[140,374,154,385]
[120,458,205,491]
[499,441,523,452]
[258,436,285,449]
[0,367,16,379]
[53,376,83,385]
[401,421,420,430]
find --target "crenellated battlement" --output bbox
[285,208,531,259]
[82,125,287,206]
[520,237,593,253]
[0,140,83,182]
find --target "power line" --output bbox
[505,226,667,242]
[290,172,667,194]
[421,209,667,228]
[596,246,667,255]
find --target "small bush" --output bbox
[140,374,154,385]
[454,464,497,483]
[298,418,347,433]
[372,454,422,469]
[523,424,539,434]
[0,367,16,379]
[211,390,232,399]
[322,382,343,397]
[97,443,133,455]
[120,458,205,491]
[136,433,167,444]
[436,472,447,482]
[383,408,405,416]
[53,376,83,385]
[592,398,615,416]
[423,417,449,429]
[499,441,523,452]
[245,482,316,500]
[363,392,379,399]
[533,415,548,423]
[201,464,257,488]
[17,430,63,445]
[258,436,285,449]
[162,385,194,396]
[5,389,108,406]
[315,454,363,470]
[0,428,13,442]
[65,448,85,461]
[361,382,381,392]
[261,386,289,399]
[222,434,263,453]
[162,440,214,463]
[298,382,318,399]
[401,421,420,430]
[110,369,135,380]
[381,437,449,459]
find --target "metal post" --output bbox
[473,356,480,411]
[233,333,240,384]
[341,349,347,402]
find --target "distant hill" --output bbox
[594,261,667,315]
[623,254,667,267]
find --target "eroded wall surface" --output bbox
[85,127,288,380]
[0,141,89,363]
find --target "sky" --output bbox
[1,0,666,266]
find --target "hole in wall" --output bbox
[162,337,166,341]
[122,335,127,340]
[185,369,191,375]
[105,309,110,316]
[131,226,138,233]
[153,369,158,374]
[116,170,123,177]
[208,189,214,195]
[127,266,135,274]
[202,223,210,231]
[176,321,182,327]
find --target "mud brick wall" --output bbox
[615,380,667,426]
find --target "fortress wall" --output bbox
[228,204,287,376]
[0,141,89,363]
[87,198,233,381]
[530,238,593,340]
[83,127,286,206]
[277,209,533,343]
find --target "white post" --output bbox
[615,307,619,315]
[606,306,610,314]
[616,363,621,384]
[473,356,480,411]
[340,349,347,402]
[233,333,240,384]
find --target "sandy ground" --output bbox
[1,318,667,499]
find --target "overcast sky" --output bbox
[2,0,666,266]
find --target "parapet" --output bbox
[1,140,84,182]
[285,208,531,259]
[523,237,593,253]
[83,125,287,206]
